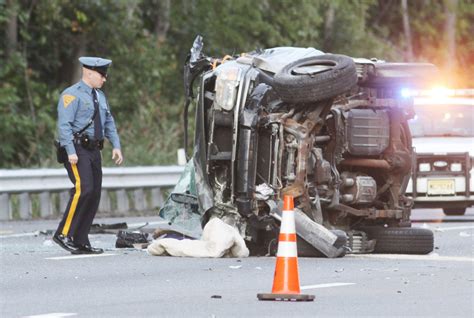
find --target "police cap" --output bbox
[79,56,112,77]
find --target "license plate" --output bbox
[427,179,455,195]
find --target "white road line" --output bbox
[46,253,116,260]
[301,282,355,290]
[23,313,77,318]
[348,254,474,263]
[0,231,39,239]
[127,221,169,227]
[433,225,474,231]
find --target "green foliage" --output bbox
[0,51,57,166]
[0,0,472,168]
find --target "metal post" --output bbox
[39,192,53,218]
[133,189,146,211]
[116,189,129,213]
[99,190,111,213]
[0,193,11,220]
[18,193,31,219]
[151,188,164,208]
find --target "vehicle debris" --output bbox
[229,265,242,269]
[115,231,149,248]
[90,222,128,234]
[147,218,249,258]
[159,36,437,257]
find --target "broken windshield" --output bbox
[409,104,474,137]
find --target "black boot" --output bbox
[53,234,80,253]
[72,244,104,254]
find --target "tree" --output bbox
[153,0,170,46]
[323,2,335,51]
[444,0,458,76]
[401,0,414,61]
[5,0,18,58]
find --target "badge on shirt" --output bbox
[62,95,76,108]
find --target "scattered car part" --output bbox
[90,222,128,234]
[115,230,149,248]
[346,230,376,254]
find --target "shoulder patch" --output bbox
[62,95,76,108]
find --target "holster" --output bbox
[54,140,68,164]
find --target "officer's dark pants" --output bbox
[56,144,102,245]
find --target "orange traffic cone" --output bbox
[257,195,315,301]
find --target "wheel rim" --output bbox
[292,60,336,75]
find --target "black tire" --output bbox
[273,54,357,104]
[361,227,433,254]
[443,208,467,216]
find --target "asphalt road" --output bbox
[1,209,473,318]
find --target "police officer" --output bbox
[53,56,123,254]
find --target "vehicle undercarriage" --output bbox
[162,36,437,257]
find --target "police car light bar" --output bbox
[402,86,474,106]
[402,87,474,98]
[413,96,474,106]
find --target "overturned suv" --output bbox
[163,36,437,257]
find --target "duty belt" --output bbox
[74,135,104,150]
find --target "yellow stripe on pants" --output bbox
[62,164,81,236]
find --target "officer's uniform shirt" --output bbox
[57,80,121,155]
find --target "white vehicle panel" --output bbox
[412,137,474,157]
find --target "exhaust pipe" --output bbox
[269,202,346,258]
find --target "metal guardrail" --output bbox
[0,166,185,221]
